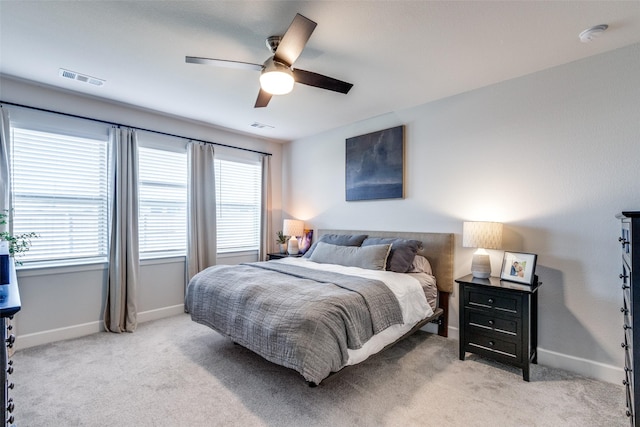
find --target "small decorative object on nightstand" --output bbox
[456,274,541,381]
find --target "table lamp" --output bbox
[282,219,304,255]
[463,221,503,279]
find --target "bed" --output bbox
[186,229,453,386]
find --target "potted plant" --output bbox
[0,211,39,266]
[276,231,288,254]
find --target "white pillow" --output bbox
[408,255,433,275]
[308,242,391,271]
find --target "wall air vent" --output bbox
[59,68,105,86]
[250,122,274,129]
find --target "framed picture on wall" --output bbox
[345,125,404,201]
[500,251,538,285]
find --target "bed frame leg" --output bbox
[438,292,450,337]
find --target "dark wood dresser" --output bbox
[456,274,540,381]
[0,261,20,426]
[617,211,640,426]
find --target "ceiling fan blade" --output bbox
[185,56,263,72]
[254,89,272,108]
[293,69,353,94]
[273,14,317,66]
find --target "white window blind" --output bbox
[215,159,261,253]
[11,127,109,264]
[138,147,187,257]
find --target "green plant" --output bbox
[276,230,288,244]
[0,211,39,265]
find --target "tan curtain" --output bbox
[186,142,217,283]
[259,155,272,261]
[104,127,140,333]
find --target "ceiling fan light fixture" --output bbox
[260,58,294,95]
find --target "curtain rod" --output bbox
[0,100,272,157]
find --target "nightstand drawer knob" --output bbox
[488,320,494,326]
[488,340,495,347]
[487,298,494,304]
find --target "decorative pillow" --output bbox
[308,242,391,271]
[408,255,433,275]
[361,237,423,273]
[303,234,368,258]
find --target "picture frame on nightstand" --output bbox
[500,251,537,285]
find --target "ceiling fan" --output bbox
[186,13,353,108]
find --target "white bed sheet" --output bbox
[275,257,434,366]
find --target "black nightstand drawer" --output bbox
[467,329,520,359]
[466,288,521,315]
[467,310,519,336]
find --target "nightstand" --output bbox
[456,274,541,381]
[267,253,304,260]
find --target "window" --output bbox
[138,147,187,257]
[215,158,261,253]
[11,127,109,264]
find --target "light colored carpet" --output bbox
[14,314,626,426]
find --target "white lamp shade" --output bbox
[463,221,503,279]
[283,219,304,255]
[462,221,503,250]
[282,219,304,239]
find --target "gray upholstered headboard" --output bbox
[317,229,454,293]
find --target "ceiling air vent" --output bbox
[250,122,274,129]
[59,68,105,87]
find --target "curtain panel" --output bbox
[0,107,11,222]
[104,127,140,333]
[260,155,272,261]
[186,142,217,283]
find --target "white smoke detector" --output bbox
[579,24,608,43]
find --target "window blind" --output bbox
[11,128,109,263]
[215,159,261,253]
[138,147,187,257]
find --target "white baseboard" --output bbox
[537,347,623,385]
[16,304,185,350]
[446,326,621,385]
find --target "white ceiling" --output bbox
[1,1,639,142]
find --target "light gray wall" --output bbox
[282,44,640,383]
[0,76,284,347]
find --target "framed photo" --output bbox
[298,229,313,255]
[500,251,537,285]
[345,125,404,201]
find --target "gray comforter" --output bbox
[186,261,404,384]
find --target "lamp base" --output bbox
[470,252,491,279]
[287,237,299,255]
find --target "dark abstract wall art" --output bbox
[345,125,404,201]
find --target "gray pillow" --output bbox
[308,242,391,270]
[361,237,423,273]
[303,234,368,258]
